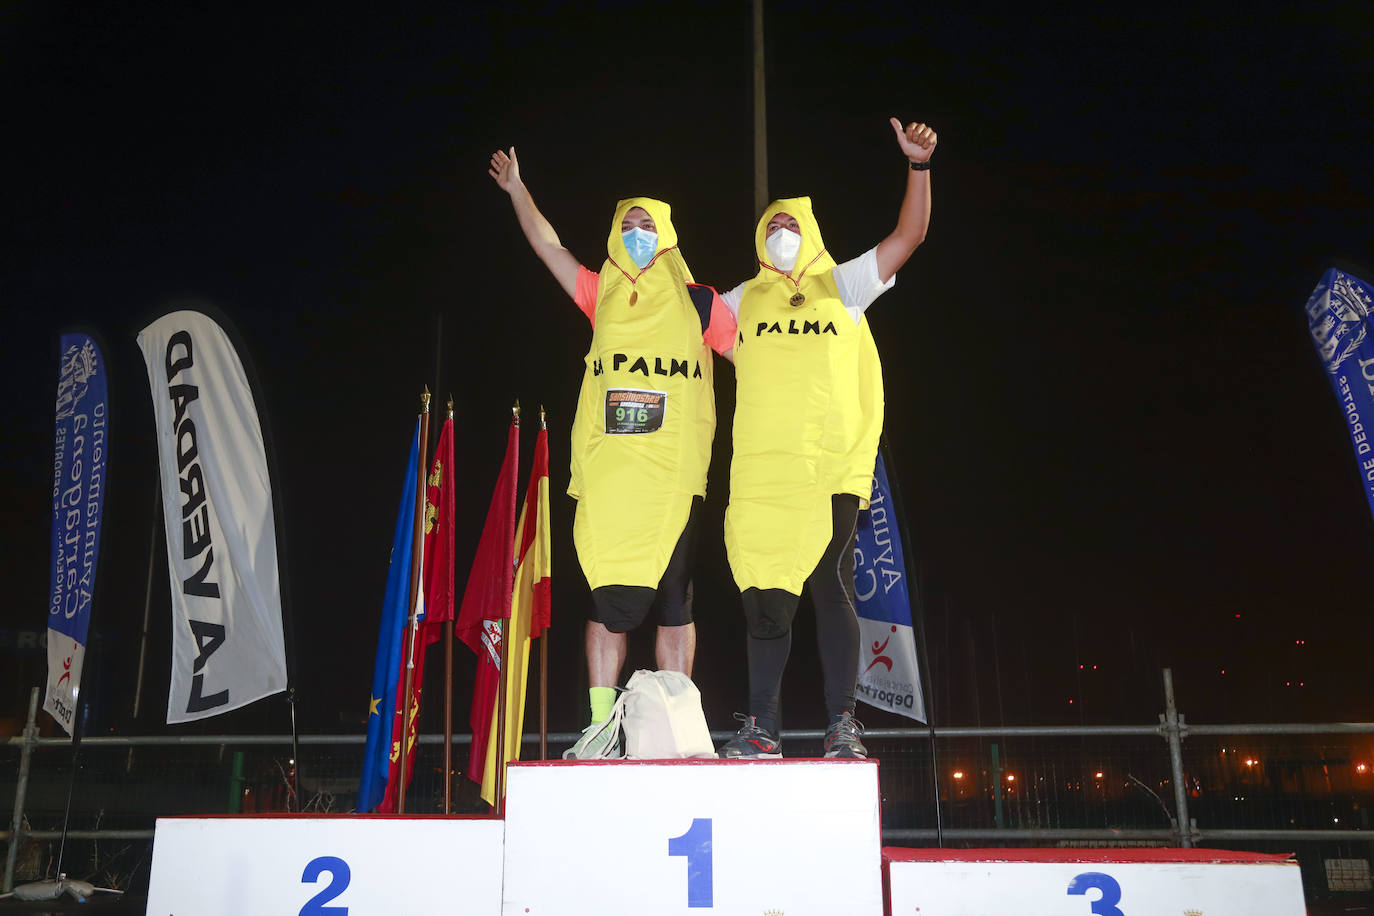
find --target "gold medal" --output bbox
[629,290,638,307]
[789,291,806,307]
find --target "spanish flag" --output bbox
[480,420,551,805]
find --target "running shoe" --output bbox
[717,713,782,758]
[823,712,867,758]
[562,716,622,760]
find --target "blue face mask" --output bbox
[622,227,659,270]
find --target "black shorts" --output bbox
[589,497,702,633]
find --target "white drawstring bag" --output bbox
[620,669,716,759]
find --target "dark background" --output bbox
[3,2,1373,742]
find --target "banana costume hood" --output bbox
[570,197,716,591]
[724,197,884,595]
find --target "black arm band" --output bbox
[908,160,931,171]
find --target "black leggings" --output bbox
[741,494,860,733]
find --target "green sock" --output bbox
[589,687,616,724]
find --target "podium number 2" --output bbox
[668,818,713,908]
[1067,872,1124,916]
[301,856,350,914]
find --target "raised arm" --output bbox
[489,146,581,298]
[873,119,937,284]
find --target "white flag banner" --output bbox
[137,309,287,724]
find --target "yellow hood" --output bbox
[605,196,693,284]
[753,196,837,283]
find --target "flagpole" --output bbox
[495,400,520,813]
[397,388,431,814]
[879,435,944,846]
[538,405,550,760]
[752,0,768,218]
[442,396,456,814]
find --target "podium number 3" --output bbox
[301,856,350,914]
[668,818,714,908]
[1067,871,1124,916]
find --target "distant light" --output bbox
[1234,613,1241,619]
[1006,774,1016,782]
[1220,669,1226,675]
[1095,771,1104,779]
[1068,698,1075,705]
[952,770,965,780]
[1299,682,1305,687]
[1092,665,1098,670]
[1357,763,1368,774]
[1335,817,1341,824]
[1245,759,1256,767]
[1079,664,1084,670]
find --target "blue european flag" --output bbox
[357,420,420,812]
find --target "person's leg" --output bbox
[585,621,628,688]
[807,493,866,757]
[586,585,654,722]
[565,586,652,759]
[655,622,696,675]
[717,588,796,757]
[651,498,703,676]
[808,494,862,720]
[745,614,792,735]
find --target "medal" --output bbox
[789,291,806,307]
[629,290,639,307]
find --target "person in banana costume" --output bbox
[716,119,937,759]
[489,148,736,757]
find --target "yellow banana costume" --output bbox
[725,197,884,595]
[569,197,716,591]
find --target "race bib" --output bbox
[605,389,666,435]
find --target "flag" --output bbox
[853,446,927,722]
[379,413,455,813]
[136,310,287,724]
[45,332,109,736]
[480,422,551,805]
[357,420,420,813]
[1306,267,1374,522]
[455,412,520,791]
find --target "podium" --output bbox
[502,758,883,915]
[884,846,1307,915]
[145,814,504,913]
[145,759,1307,914]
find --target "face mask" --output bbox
[765,227,802,271]
[622,227,658,270]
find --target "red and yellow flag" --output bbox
[455,412,520,790]
[379,413,455,813]
[481,422,551,805]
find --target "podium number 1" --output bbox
[668,818,714,908]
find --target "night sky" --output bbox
[4,3,1373,740]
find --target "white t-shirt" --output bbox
[719,246,894,326]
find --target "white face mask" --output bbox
[765,228,802,272]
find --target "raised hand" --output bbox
[889,118,937,164]
[488,146,522,192]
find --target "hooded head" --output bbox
[606,196,686,279]
[594,196,695,319]
[754,197,836,282]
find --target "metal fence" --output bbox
[6,670,1374,903]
